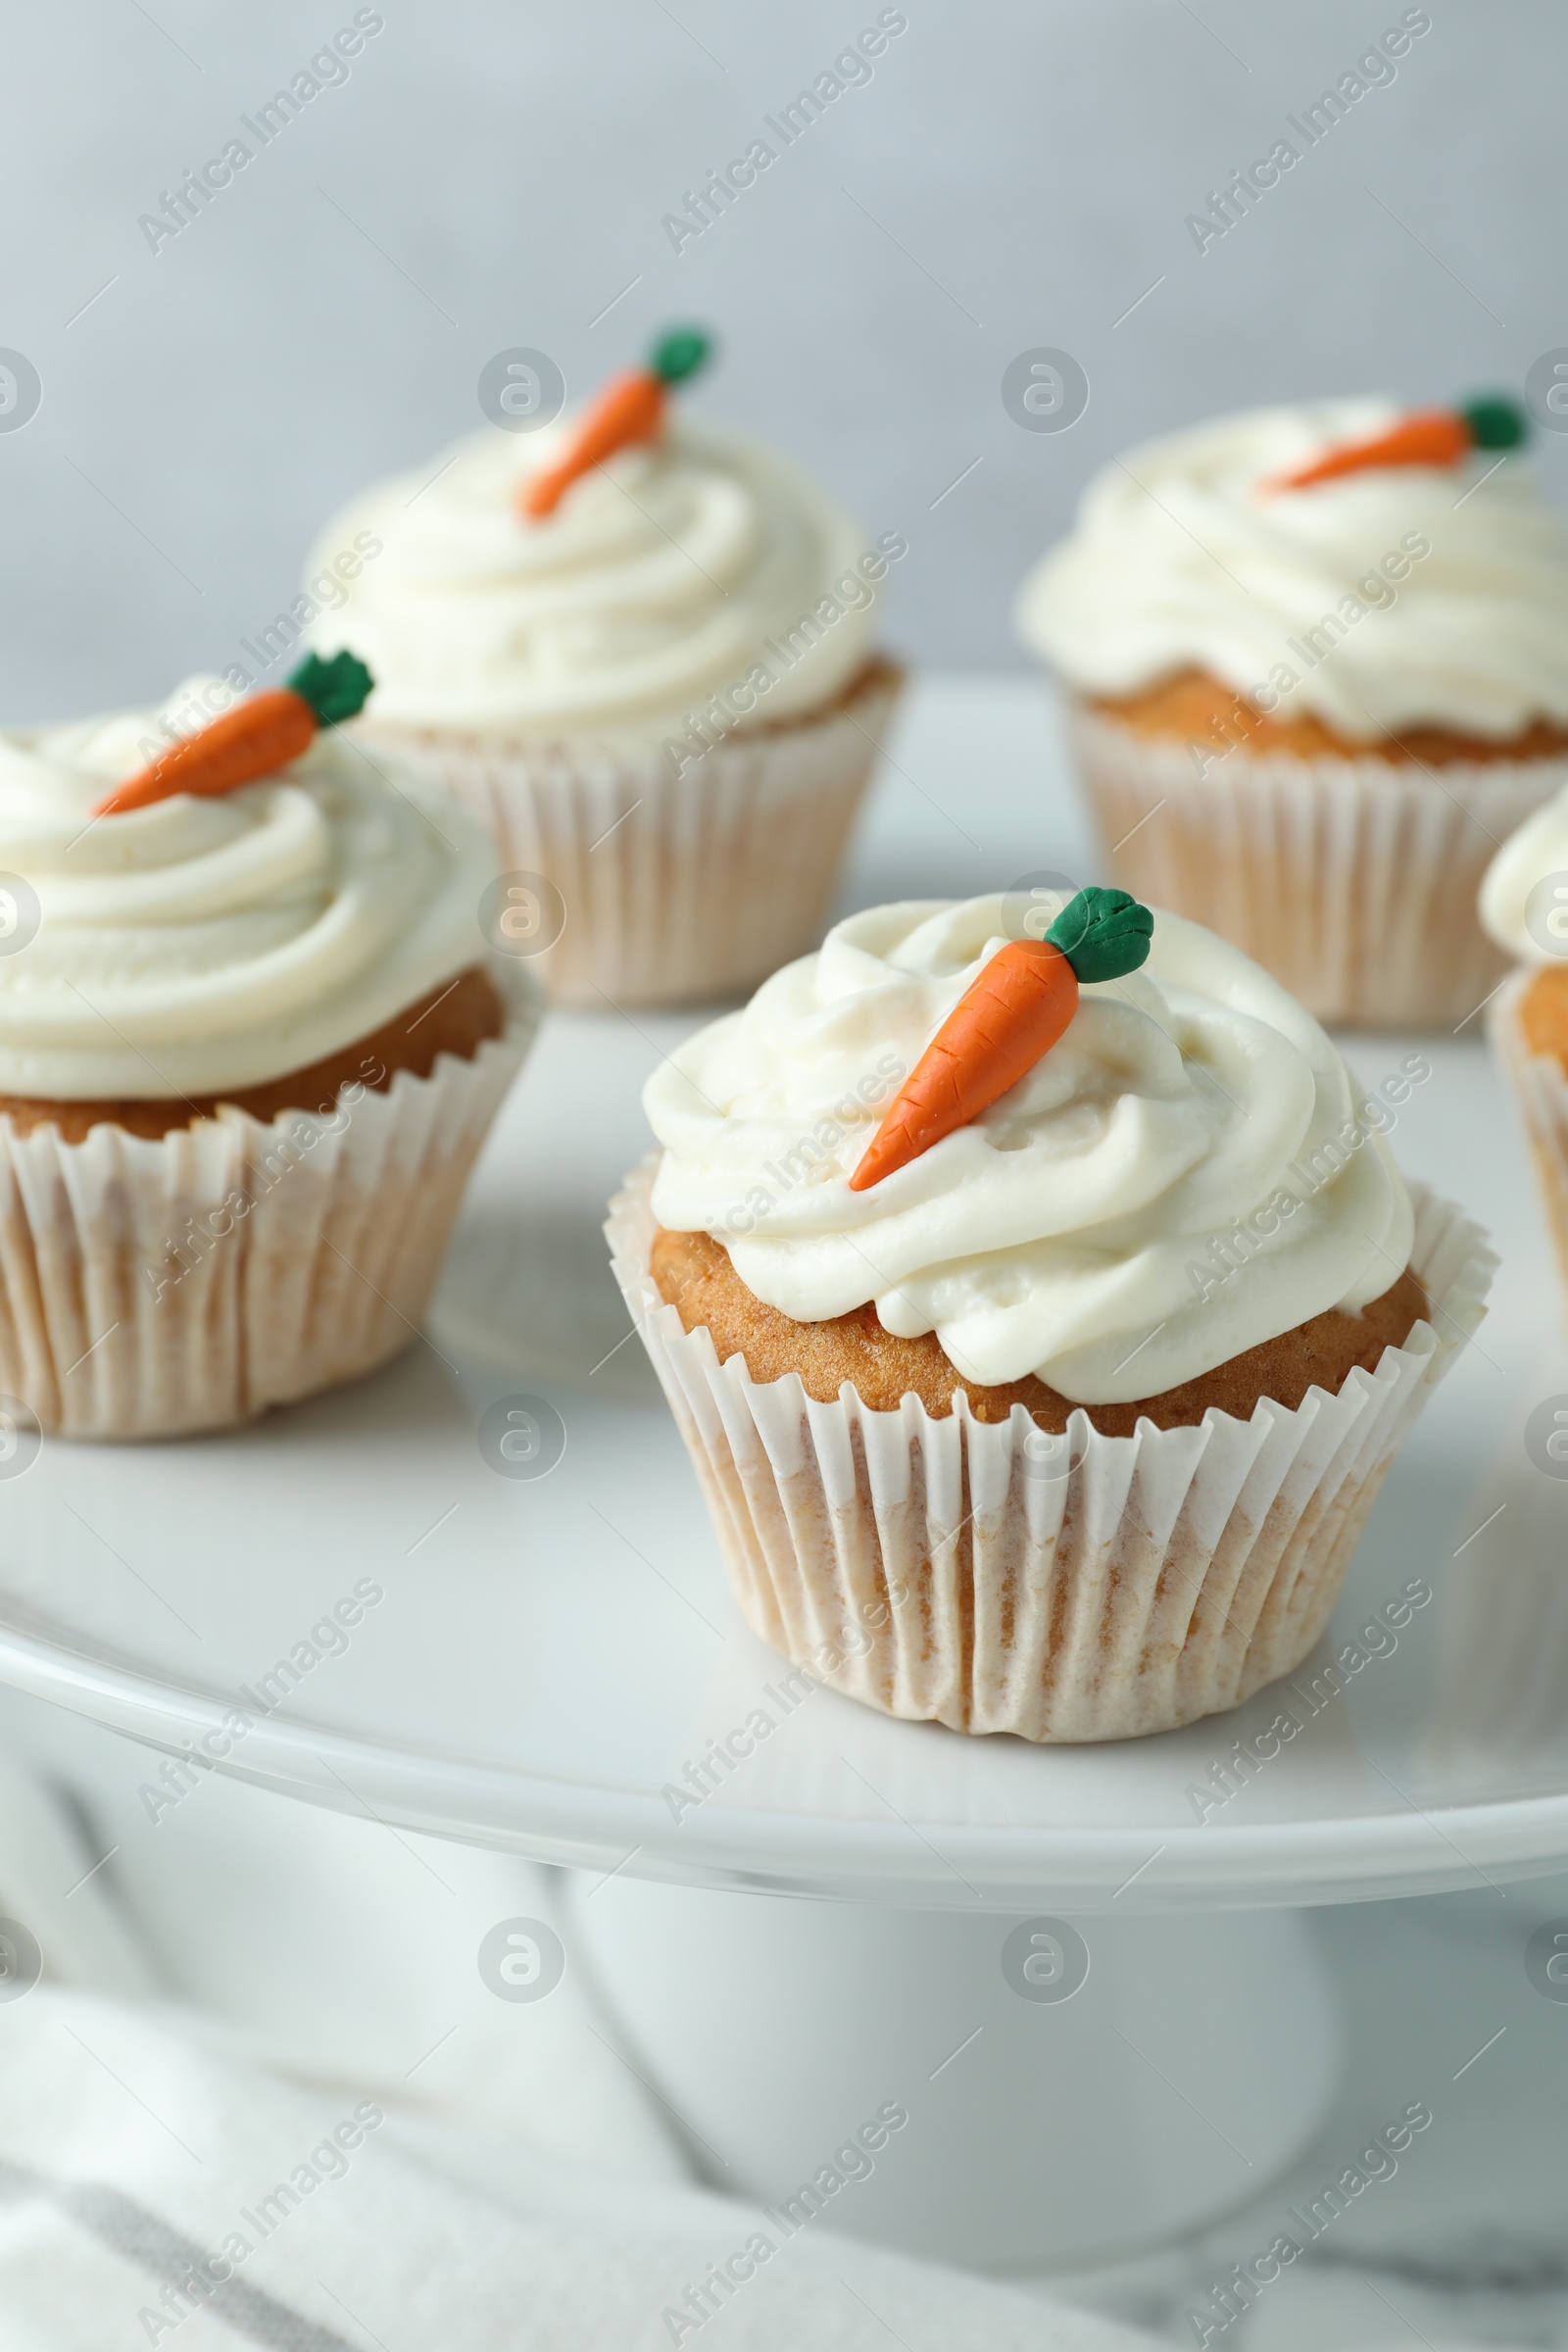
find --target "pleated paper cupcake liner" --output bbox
[353,660,904,1008]
[0,962,542,1441]
[1492,971,1568,1307]
[1069,702,1568,1029]
[608,1158,1494,1742]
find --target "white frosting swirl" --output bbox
[306,414,880,737]
[0,677,499,1100]
[1016,400,1568,740]
[1479,784,1568,961]
[647,894,1414,1405]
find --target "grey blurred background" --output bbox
[1,0,1562,720]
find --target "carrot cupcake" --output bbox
[305,328,904,1007]
[609,887,1492,1741]
[0,656,539,1438]
[1016,396,1568,1027]
[1480,786,1568,1304]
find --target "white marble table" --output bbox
[1057,1875,1568,2351]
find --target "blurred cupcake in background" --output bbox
[1480,788,1568,1308]
[0,658,538,1439]
[306,328,905,1008]
[1016,395,1568,1028]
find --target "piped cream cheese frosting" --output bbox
[306,415,883,738]
[1016,400,1568,741]
[1479,785,1568,961]
[646,893,1414,1405]
[0,676,497,1100]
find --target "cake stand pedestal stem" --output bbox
[563,1874,1342,2273]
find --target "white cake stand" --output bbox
[0,681,1563,2272]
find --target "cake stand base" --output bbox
[563,1875,1343,2273]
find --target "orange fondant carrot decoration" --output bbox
[850,889,1153,1193]
[1268,394,1526,492]
[521,326,712,520]
[94,652,373,817]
